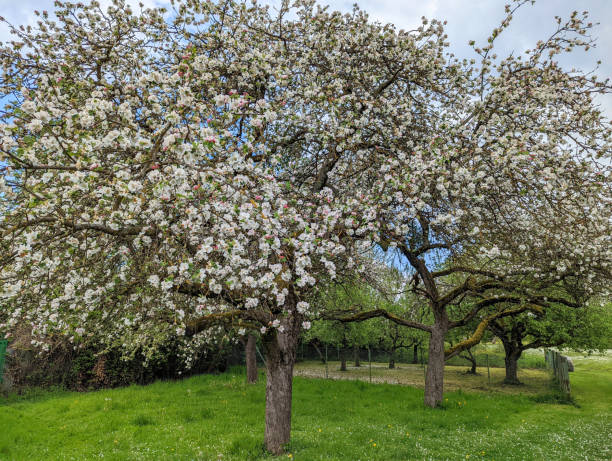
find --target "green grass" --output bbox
[1,357,611,461]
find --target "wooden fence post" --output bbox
[544,349,570,395]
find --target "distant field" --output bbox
[294,361,552,395]
[1,353,610,460]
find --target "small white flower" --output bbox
[147,275,160,287]
[302,321,311,330]
[245,297,259,308]
[161,280,173,291]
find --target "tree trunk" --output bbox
[502,343,522,385]
[460,348,477,374]
[353,344,360,367]
[424,325,446,408]
[261,319,299,455]
[412,344,419,364]
[389,348,395,369]
[339,346,347,371]
[246,334,258,384]
[311,341,326,364]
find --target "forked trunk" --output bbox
[246,334,258,384]
[460,348,477,374]
[261,319,299,455]
[424,325,446,407]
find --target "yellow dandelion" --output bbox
[318,428,322,433]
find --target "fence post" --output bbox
[368,347,372,383]
[544,349,570,395]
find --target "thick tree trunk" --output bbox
[339,346,347,371]
[412,344,419,364]
[424,325,446,408]
[246,334,258,384]
[261,318,300,455]
[353,344,360,367]
[389,348,396,369]
[502,343,522,385]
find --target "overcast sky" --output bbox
[1,0,610,116]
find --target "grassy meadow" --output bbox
[0,352,610,460]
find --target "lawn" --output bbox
[1,354,610,461]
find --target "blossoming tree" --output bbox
[0,0,610,452]
[320,2,611,406]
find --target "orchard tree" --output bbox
[0,0,474,451]
[332,2,611,407]
[305,282,381,370]
[489,300,612,384]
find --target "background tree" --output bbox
[489,301,612,384]
[337,3,612,406]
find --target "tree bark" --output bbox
[339,346,347,371]
[261,319,299,455]
[424,323,446,408]
[502,342,522,385]
[246,334,258,384]
[389,348,396,369]
[412,343,419,364]
[353,344,360,367]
